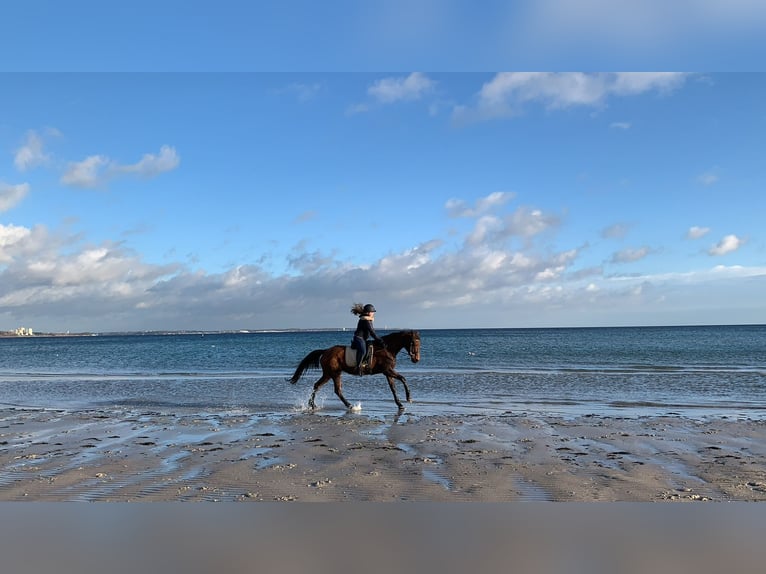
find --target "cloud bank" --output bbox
[1,75,763,332]
[1,186,762,332]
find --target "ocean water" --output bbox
[1,325,764,419]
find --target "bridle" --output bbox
[408,333,420,360]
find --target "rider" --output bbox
[350,303,385,375]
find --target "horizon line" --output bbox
[3,323,765,338]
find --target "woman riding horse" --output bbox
[350,303,385,375]
[288,329,421,411]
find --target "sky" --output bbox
[1,4,765,332]
[1,72,765,332]
[2,1,766,71]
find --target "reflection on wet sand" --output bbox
[2,406,766,502]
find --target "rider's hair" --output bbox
[350,303,365,316]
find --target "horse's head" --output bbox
[407,331,421,363]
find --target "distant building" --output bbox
[14,327,34,336]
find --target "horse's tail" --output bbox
[287,349,324,384]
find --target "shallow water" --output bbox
[1,325,765,419]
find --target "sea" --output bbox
[1,325,765,420]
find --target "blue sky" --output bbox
[2,1,766,71]
[1,2,765,331]
[2,72,765,331]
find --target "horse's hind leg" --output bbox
[332,375,352,409]
[309,375,331,410]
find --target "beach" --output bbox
[5,405,766,573]
[3,406,766,502]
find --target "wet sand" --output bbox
[2,406,766,502]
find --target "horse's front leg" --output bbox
[390,370,412,403]
[385,375,404,410]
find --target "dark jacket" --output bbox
[354,317,383,344]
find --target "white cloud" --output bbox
[446,191,515,218]
[610,122,631,130]
[709,234,743,256]
[697,171,719,186]
[610,264,766,285]
[507,207,559,237]
[709,264,763,277]
[536,266,566,281]
[610,246,653,263]
[1,215,764,332]
[0,223,47,264]
[686,226,710,239]
[460,72,688,121]
[0,225,180,321]
[0,177,761,331]
[61,155,110,188]
[467,215,502,245]
[368,72,435,103]
[115,145,180,178]
[0,223,31,250]
[0,182,30,212]
[60,146,180,189]
[453,193,559,246]
[601,223,631,239]
[611,72,687,94]
[14,130,50,171]
[287,249,338,275]
[480,72,608,108]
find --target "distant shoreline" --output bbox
[2,323,765,339]
[0,328,350,339]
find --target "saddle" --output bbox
[344,344,375,373]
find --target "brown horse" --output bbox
[288,330,421,411]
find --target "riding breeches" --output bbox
[351,336,366,366]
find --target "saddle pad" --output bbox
[344,346,358,368]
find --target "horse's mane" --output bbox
[382,329,419,340]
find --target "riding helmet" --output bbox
[363,304,376,313]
